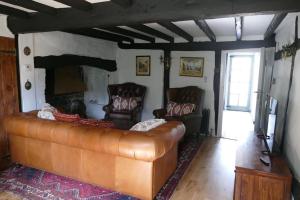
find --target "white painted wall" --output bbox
[170,51,215,133]
[116,49,216,132]
[18,31,117,118]
[0,15,13,38]
[116,49,164,121]
[271,13,300,183]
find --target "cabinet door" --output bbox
[257,176,285,200]
[0,37,19,167]
[235,173,255,200]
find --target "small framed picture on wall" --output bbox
[136,56,151,76]
[179,57,204,77]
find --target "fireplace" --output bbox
[45,65,86,117]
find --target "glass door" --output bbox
[226,55,254,111]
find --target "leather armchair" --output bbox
[103,82,146,129]
[153,86,205,136]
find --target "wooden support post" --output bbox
[163,49,171,106]
[213,50,221,136]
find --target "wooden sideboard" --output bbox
[234,132,292,200]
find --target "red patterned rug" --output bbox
[0,138,203,200]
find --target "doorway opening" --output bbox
[221,51,261,140]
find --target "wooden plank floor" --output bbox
[171,137,237,200]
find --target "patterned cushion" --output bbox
[112,96,138,111]
[53,111,80,122]
[78,119,115,128]
[130,119,166,132]
[166,101,196,116]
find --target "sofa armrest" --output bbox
[153,108,167,118]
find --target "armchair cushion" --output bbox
[112,96,139,111]
[166,101,196,116]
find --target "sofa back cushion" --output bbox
[112,96,139,111]
[53,111,80,122]
[78,118,115,128]
[166,101,195,116]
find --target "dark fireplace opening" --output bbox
[45,65,87,118]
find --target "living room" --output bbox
[0,1,300,199]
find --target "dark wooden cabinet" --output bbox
[0,36,19,170]
[234,132,292,200]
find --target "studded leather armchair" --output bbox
[103,82,146,129]
[153,86,205,136]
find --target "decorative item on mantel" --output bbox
[136,56,151,76]
[179,57,204,77]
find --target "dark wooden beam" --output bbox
[158,21,193,42]
[110,0,132,8]
[235,16,243,41]
[7,0,300,34]
[214,50,221,136]
[128,24,174,43]
[0,0,57,15]
[163,50,171,106]
[118,39,275,51]
[64,29,134,43]
[34,54,117,71]
[0,4,30,18]
[102,27,155,43]
[53,0,92,11]
[264,13,288,39]
[194,19,216,42]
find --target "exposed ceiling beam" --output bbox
[0,0,57,15]
[110,0,132,8]
[118,39,276,51]
[102,27,155,43]
[0,4,30,18]
[7,0,300,34]
[158,21,193,42]
[235,16,243,41]
[128,24,174,43]
[53,0,92,11]
[194,19,216,42]
[264,13,288,39]
[64,29,134,43]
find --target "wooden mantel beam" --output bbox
[7,0,300,34]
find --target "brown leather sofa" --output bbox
[103,82,147,130]
[3,112,185,200]
[153,86,205,136]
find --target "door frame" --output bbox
[217,48,264,137]
[226,54,255,112]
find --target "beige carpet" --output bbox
[0,192,22,200]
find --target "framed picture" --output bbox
[179,57,204,77]
[136,56,151,76]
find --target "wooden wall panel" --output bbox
[0,36,19,169]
